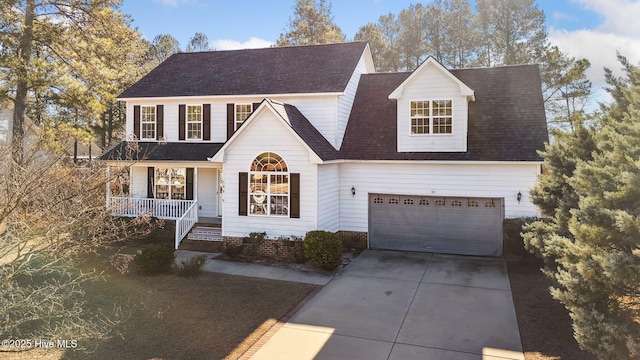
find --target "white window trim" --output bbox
[248,152,290,217]
[248,172,290,217]
[186,104,203,141]
[409,99,454,136]
[140,105,156,140]
[154,167,186,200]
[235,103,253,131]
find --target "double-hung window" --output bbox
[187,105,202,140]
[155,168,186,199]
[410,100,452,134]
[140,106,156,140]
[235,104,252,130]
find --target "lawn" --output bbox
[3,222,602,360]
[71,272,315,359]
[504,219,597,360]
[1,239,316,360]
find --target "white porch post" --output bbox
[105,165,111,208]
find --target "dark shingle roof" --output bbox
[267,100,339,161]
[119,42,368,99]
[340,64,548,161]
[100,142,223,162]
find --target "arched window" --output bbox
[249,152,289,216]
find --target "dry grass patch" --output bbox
[57,271,316,360]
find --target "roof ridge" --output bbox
[171,41,367,55]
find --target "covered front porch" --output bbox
[106,162,223,249]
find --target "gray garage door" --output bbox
[368,194,504,257]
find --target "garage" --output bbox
[368,194,504,257]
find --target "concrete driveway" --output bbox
[250,250,524,360]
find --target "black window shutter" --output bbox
[186,168,194,200]
[226,103,234,139]
[156,105,164,140]
[203,104,211,141]
[133,105,140,139]
[178,104,186,140]
[238,172,248,216]
[147,167,155,198]
[252,102,261,111]
[290,173,300,218]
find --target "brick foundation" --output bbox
[222,236,305,261]
[220,231,368,261]
[337,231,368,250]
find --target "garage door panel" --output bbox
[369,194,503,257]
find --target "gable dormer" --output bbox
[389,57,475,153]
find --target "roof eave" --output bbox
[118,92,344,102]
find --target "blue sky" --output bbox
[120,0,640,104]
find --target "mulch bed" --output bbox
[504,220,597,360]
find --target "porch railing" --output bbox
[108,196,196,220]
[175,200,198,249]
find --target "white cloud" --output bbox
[151,0,194,6]
[211,37,273,51]
[571,0,640,37]
[548,0,640,106]
[549,29,640,87]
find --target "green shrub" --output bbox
[303,230,342,270]
[177,255,206,277]
[133,245,175,275]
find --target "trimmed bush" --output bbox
[177,255,206,277]
[133,245,175,275]
[303,230,342,270]
[222,243,244,258]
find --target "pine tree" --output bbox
[185,32,209,52]
[354,23,386,71]
[524,58,640,359]
[148,34,181,65]
[276,0,345,46]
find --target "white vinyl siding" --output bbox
[126,95,339,145]
[221,110,318,238]
[317,163,340,232]
[339,162,540,233]
[397,64,468,152]
[130,166,149,198]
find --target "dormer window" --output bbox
[140,106,156,140]
[410,100,452,134]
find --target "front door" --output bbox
[217,168,223,217]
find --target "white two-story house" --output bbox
[101,42,548,257]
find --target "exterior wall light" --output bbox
[517,191,522,203]
[351,186,356,197]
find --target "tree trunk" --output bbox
[12,0,36,167]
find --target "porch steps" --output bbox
[187,226,222,241]
[178,224,223,252]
